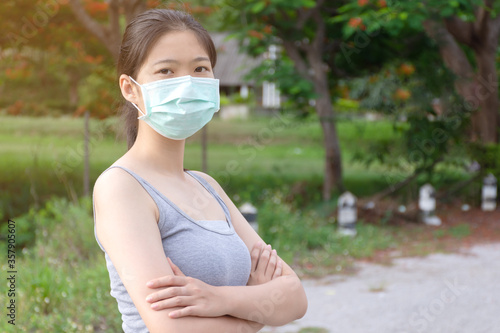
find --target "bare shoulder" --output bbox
[93,167,157,231]
[189,170,225,194]
[94,167,144,204]
[95,167,131,190]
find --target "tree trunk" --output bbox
[424,3,500,143]
[68,70,80,108]
[311,66,343,201]
[474,46,499,143]
[422,19,478,136]
[278,3,343,200]
[319,109,343,201]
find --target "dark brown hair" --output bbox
[117,9,217,149]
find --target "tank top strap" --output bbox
[185,170,232,224]
[103,165,161,198]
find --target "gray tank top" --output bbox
[93,166,251,333]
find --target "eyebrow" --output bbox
[153,57,211,66]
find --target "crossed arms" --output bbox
[94,169,307,333]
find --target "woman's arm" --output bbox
[93,168,263,333]
[193,171,308,325]
[146,171,308,326]
[148,258,303,326]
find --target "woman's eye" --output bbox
[159,69,172,74]
[195,66,209,73]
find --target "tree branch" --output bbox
[310,7,325,57]
[296,0,324,30]
[123,0,148,24]
[444,16,474,47]
[108,0,121,58]
[68,0,119,60]
[436,173,480,200]
[68,0,109,42]
[478,6,489,32]
[491,9,500,32]
[368,156,444,202]
[423,19,475,80]
[281,39,310,80]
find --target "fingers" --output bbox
[146,286,187,305]
[265,249,278,280]
[255,244,272,276]
[248,241,283,285]
[167,257,186,277]
[272,258,283,279]
[169,306,193,318]
[250,241,264,272]
[146,275,187,289]
[150,294,190,311]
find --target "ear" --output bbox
[119,74,141,104]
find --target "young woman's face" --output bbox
[120,29,214,118]
[137,30,214,84]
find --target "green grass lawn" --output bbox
[0,114,406,220]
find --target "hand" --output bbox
[145,258,228,318]
[247,241,283,286]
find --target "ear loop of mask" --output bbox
[128,76,147,118]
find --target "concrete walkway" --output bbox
[262,242,500,333]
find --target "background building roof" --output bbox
[211,33,260,87]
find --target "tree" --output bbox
[0,0,111,116]
[423,3,500,143]
[339,0,500,143]
[67,0,149,61]
[221,0,345,200]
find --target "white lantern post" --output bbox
[239,202,258,232]
[418,184,441,226]
[337,192,357,236]
[482,173,497,211]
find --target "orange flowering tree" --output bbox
[0,0,113,116]
[333,0,499,191]
[337,0,500,144]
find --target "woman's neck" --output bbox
[128,123,186,177]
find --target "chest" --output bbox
[161,223,251,286]
[150,174,227,222]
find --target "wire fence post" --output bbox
[83,110,90,197]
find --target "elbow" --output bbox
[296,287,308,320]
[291,277,308,321]
[297,292,308,319]
[274,277,308,325]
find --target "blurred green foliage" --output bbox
[0,197,121,332]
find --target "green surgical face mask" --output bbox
[130,75,220,140]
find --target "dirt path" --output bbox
[262,242,500,333]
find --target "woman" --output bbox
[93,9,307,333]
